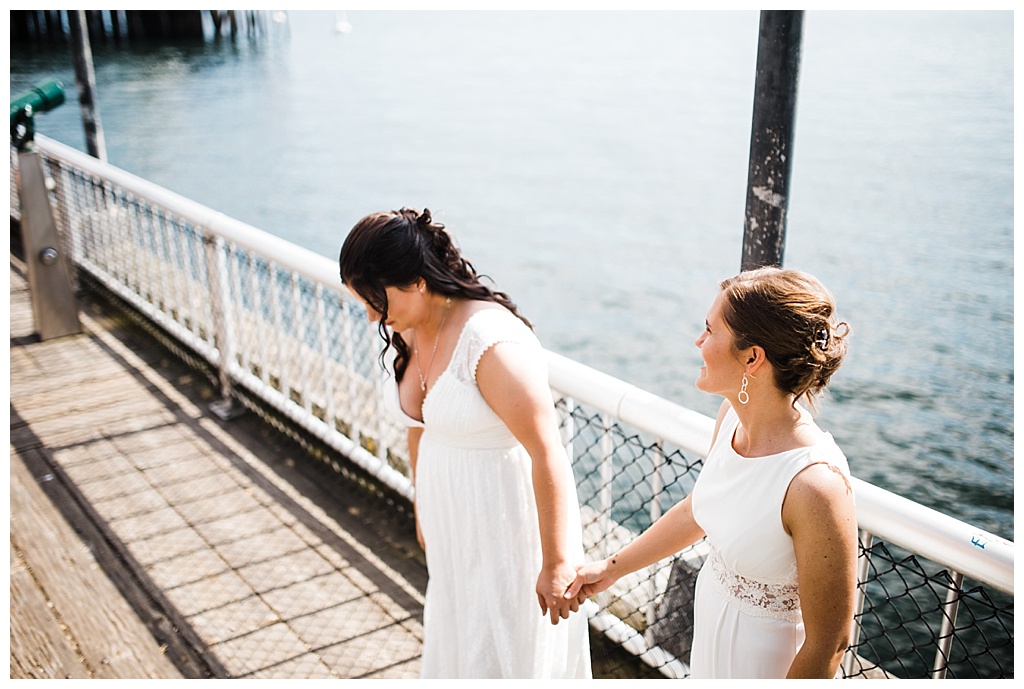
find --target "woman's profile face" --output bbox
[350,282,424,334]
[694,291,744,396]
[348,289,382,325]
[380,283,424,333]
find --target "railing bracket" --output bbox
[209,397,247,421]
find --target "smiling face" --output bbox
[694,290,746,397]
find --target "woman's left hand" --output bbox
[536,561,585,625]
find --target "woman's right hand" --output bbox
[565,558,618,601]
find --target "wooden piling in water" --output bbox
[9,10,266,44]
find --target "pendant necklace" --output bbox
[416,297,452,393]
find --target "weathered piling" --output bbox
[67,10,107,162]
[9,10,266,44]
[741,10,804,271]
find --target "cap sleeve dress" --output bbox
[384,307,591,679]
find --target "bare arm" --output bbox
[566,400,727,599]
[565,493,705,599]
[476,341,581,625]
[408,426,425,551]
[783,463,858,678]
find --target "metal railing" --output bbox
[11,134,1014,679]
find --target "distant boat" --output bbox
[335,11,352,34]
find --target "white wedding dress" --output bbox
[689,405,851,678]
[385,307,591,679]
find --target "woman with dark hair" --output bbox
[565,267,857,679]
[339,207,591,679]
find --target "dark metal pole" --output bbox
[741,10,803,271]
[68,9,107,162]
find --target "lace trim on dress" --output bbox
[705,547,802,623]
[450,313,533,386]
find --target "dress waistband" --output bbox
[704,547,802,623]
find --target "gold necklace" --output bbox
[416,297,452,393]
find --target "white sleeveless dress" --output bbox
[689,405,851,678]
[384,307,591,679]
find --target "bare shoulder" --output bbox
[791,462,853,506]
[784,461,856,533]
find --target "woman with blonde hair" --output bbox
[566,266,857,679]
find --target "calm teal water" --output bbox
[10,10,1014,541]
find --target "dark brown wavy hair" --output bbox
[339,207,531,381]
[719,266,849,409]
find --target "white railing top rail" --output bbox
[546,349,1014,597]
[32,135,343,293]
[30,133,1014,598]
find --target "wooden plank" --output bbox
[9,446,184,679]
[9,553,91,678]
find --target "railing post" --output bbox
[645,439,665,648]
[741,10,803,271]
[845,529,874,678]
[557,397,577,493]
[269,261,288,395]
[289,272,313,415]
[931,571,964,679]
[248,253,270,387]
[206,234,245,420]
[16,146,83,340]
[341,299,362,443]
[315,284,337,429]
[598,413,615,611]
[372,357,389,462]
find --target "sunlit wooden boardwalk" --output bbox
[9,250,428,679]
[8,249,654,680]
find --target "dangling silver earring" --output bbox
[738,373,750,405]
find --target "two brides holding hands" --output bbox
[339,207,857,680]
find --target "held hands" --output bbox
[536,561,587,625]
[564,558,618,602]
[539,558,621,625]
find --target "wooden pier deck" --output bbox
[9,250,427,679]
[8,249,656,680]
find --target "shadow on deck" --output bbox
[8,241,660,680]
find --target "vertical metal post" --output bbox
[315,284,337,429]
[290,273,312,415]
[207,234,245,420]
[645,439,665,648]
[372,352,389,462]
[68,9,107,162]
[598,413,615,612]
[560,397,578,539]
[845,529,874,678]
[931,571,964,679]
[17,147,82,340]
[741,10,803,271]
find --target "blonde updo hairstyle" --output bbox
[719,266,849,409]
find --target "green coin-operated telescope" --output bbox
[11,78,65,151]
